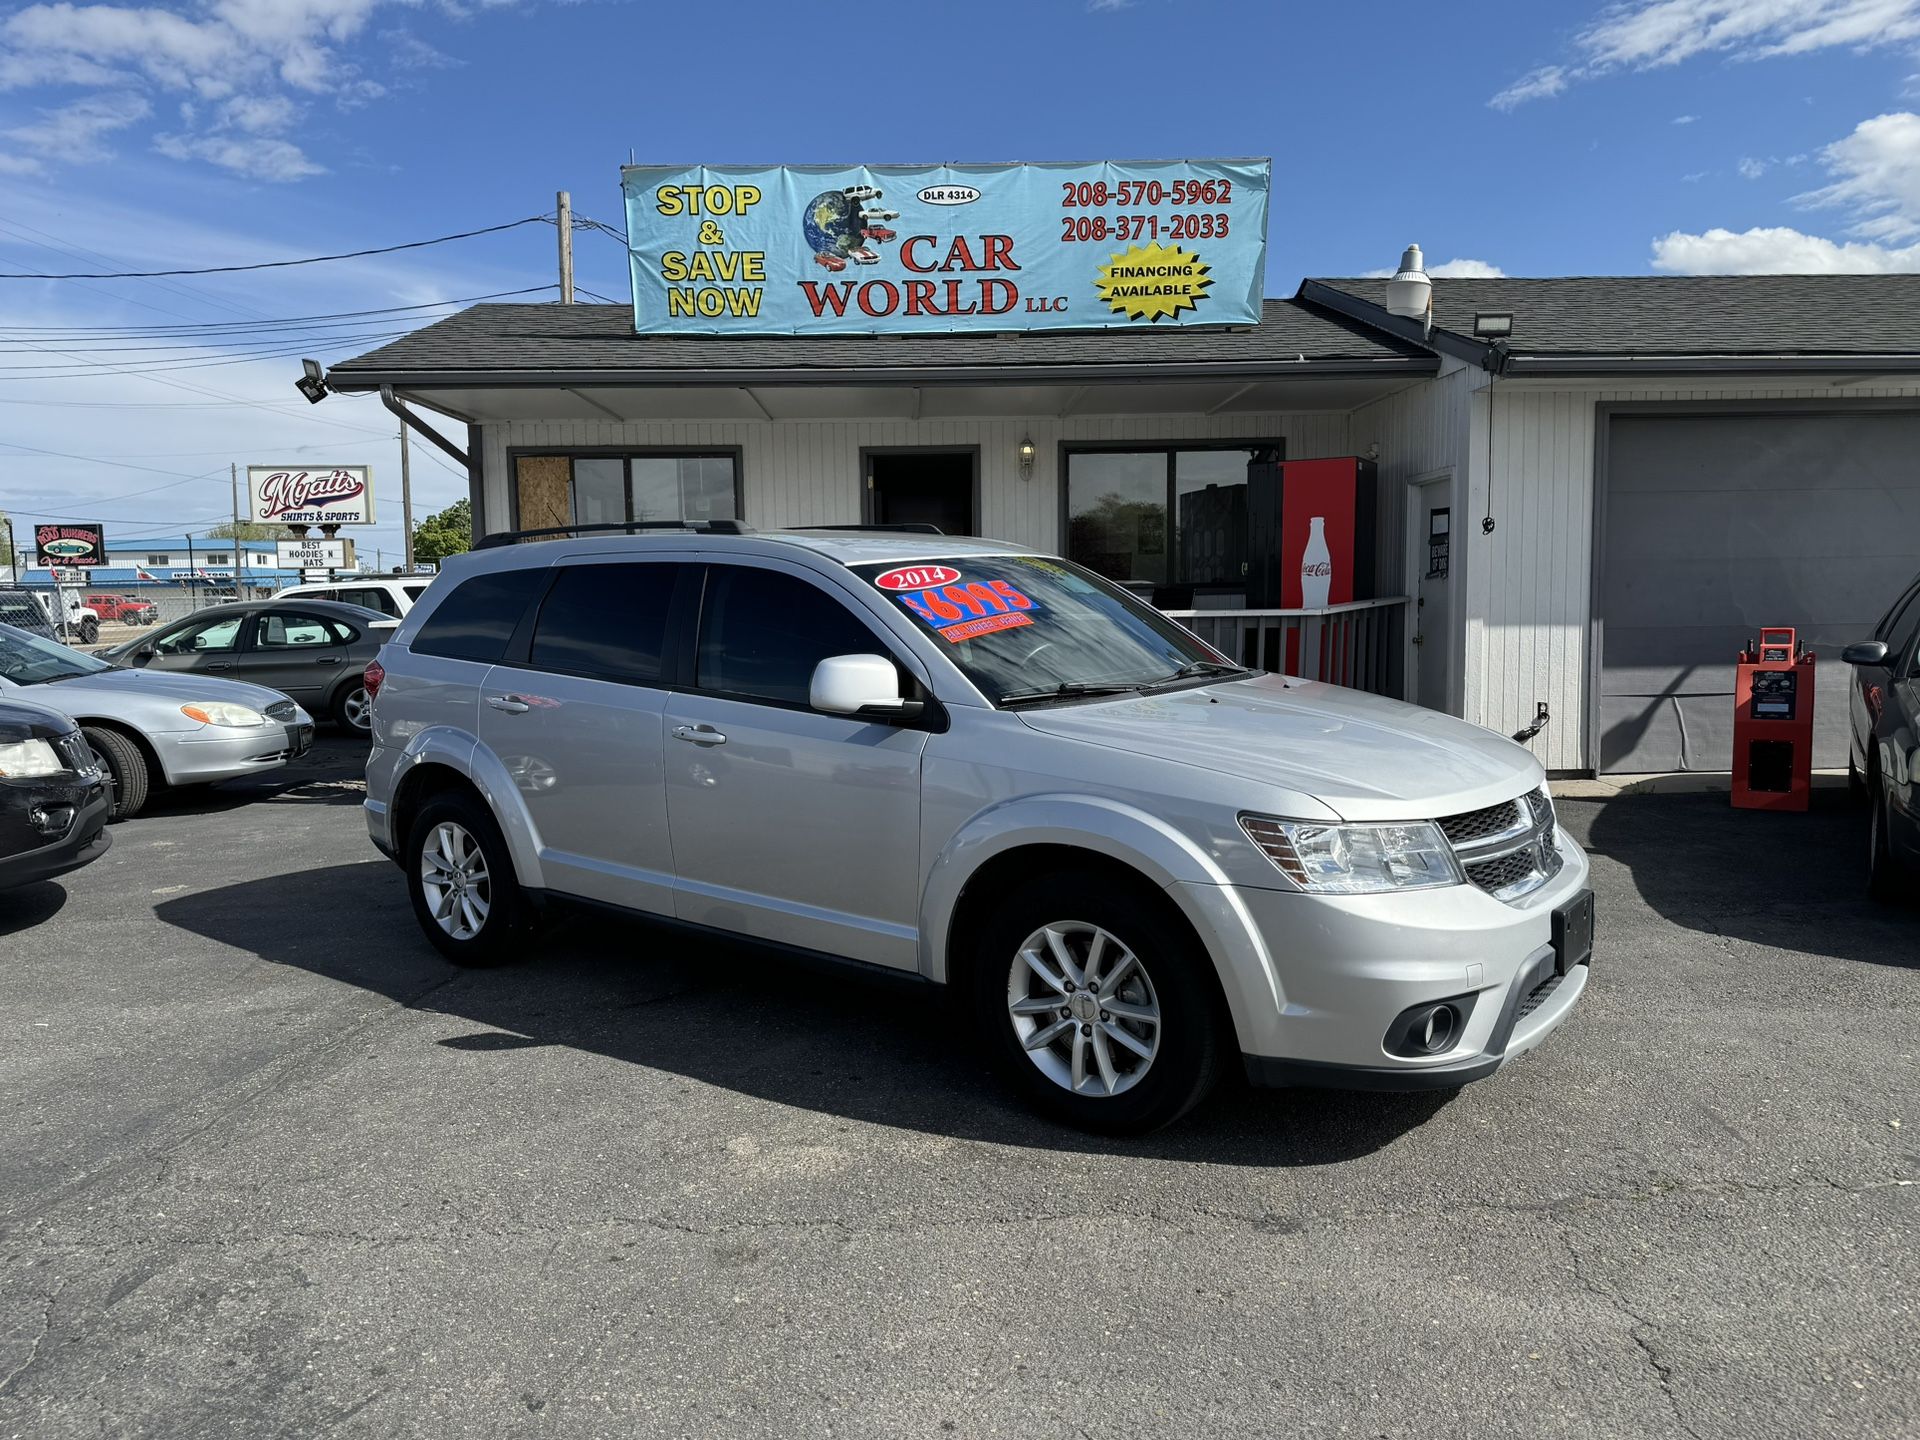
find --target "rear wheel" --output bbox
[77,617,99,645]
[969,870,1228,1134]
[82,725,150,821]
[405,792,529,965]
[333,677,372,734]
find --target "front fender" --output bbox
[379,726,548,890]
[917,794,1284,1029]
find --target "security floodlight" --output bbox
[295,357,328,404]
[1383,244,1432,339]
[1473,312,1514,338]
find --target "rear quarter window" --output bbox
[410,569,547,663]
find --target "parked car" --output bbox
[274,577,433,619]
[99,599,393,736]
[1844,569,1920,901]
[0,622,315,820]
[363,528,1594,1133]
[87,594,160,626]
[0,589,57,639]
[0,588,98,644]
[0,694,111,891]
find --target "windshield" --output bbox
[0,622,116,685]
[851,554,1240,706]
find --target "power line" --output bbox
[0,216,549,281]
[0,286,555,339]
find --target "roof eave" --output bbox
[1502,354,1920,377]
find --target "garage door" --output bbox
[1598,411,1920,772]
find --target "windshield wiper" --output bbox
[998,680,1148,708]
[1159,659,1247,683]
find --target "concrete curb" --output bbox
[1552,770,1848,799]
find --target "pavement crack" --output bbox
[0,1280,64,1398]
[1560,1230,1702,1440]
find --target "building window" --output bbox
[147,554,170,565]
[511,452,741,533]
[1064,442,1280,591]
[205,552,231,565]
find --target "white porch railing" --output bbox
[1160,597,1410,698]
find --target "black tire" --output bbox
[968,869,1229,1135]
[78,617,99,645]
[332,676,372,734]
[405,791,529,966]
[1867,769,1905,904]
[82,726,150,821]
[1848,754,1867,805]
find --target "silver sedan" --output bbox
[0,622,315,820]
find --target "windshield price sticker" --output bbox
[886,576,1040,644]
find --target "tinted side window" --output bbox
[411,569,546,663]
[529,563,678,683]
[696,566,883,705]
[339,586,401,617]
[1884,582,1920,669]
[253,612,343,648]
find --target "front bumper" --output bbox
[156,714,314,784]
[1172,830,1593,1091]
[1,777,111,890]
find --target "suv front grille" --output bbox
[1438,786,1561,904]
[51,733,98,775]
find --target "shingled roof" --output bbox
[324,299,1432,389]
[1301,275,1920,375]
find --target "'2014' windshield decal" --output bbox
[893,579,1038,643]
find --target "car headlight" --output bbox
[0,738,65,778]
[180,702,266,728]
[1239,814,1462,894]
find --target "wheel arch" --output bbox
[383,730,546,889]
[72,716,166,784]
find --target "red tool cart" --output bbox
[1731,627,1815,812]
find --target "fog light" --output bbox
[1385,993,1478,1058]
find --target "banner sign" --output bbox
[275,538,355,570]
[247,466,375,526]
[621,159,1270,335]
[34,522,105,568]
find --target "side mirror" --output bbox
[809,653,924,721]
[130,646,154,667]
[1842,640,1890,667]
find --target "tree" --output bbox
[205,521,278,541]
[411,497,471,566]
[0,510,13,575]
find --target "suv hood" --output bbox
[1015,674,1542,821]
[24,667,297,718]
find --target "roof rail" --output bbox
[474,519,752,550]
[788,523,946,536]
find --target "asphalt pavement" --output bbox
[1,736,1916,1439]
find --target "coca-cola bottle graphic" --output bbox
[1300,515,1333,609]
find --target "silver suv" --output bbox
[363,526,1593,1132]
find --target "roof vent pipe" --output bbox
[1384,243,1432,339]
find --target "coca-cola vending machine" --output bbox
[1245,456,1378,675]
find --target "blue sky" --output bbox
[2,0,1919,557]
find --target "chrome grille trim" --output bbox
[1438,785,1561,903]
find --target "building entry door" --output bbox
[1408,472,1454,712]
[865,447,977,536]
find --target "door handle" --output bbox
[486,695,531,714]
[672,724,727,747]
[206,662,235,670]
[314,656,342,665]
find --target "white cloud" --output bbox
[1361,257,1507,279]
[1737,156,1768,180]
[1796,111,1920,242]
[1681,170,1708,182]
[1492,0,1920,107]
[1651,225,1920,271]
[1672,113,1698,124]
[2,91,150,165]
[0,0,498,179]
[1489,65,1567,111]
[1087,0,1133,10]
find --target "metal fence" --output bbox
[1161,597,1409,699]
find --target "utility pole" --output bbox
[556,189,575,304]
[230,462,242,594]
[399,422,415,572]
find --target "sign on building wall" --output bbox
[274,537,355,570]
[621,159,1270,335]
[247,466,375,526]
[34,522,105,568]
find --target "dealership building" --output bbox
[325,269,1920,776]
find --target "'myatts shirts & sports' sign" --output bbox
[247,467,375,526]
[621,159,1269,335]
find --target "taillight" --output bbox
[364,659,385,699]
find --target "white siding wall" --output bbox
[1464,378,1920,773]
[478,409,1354,554]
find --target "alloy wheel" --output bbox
[420,821,491,941]
[1006,921,1161,1097]
[341,687,371,732]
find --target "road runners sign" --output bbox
[620,159,1269,336]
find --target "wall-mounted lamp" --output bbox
[1472,312,1514,339]
[1017,435,1036,480]
[294,357,329,404]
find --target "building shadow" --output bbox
[155,861,1453,1167]
[1578,787,1916,965]
[0,879,69,935]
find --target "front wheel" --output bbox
[78,618,99,645]
[969,870,1228,1134]
[405,792,529,965]
[82,725,151,821]
[1867,771,1905,904]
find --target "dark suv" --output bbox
[1844,571,1920,900]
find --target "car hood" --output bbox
[20,667,299,720]
[1014,674,1543,821]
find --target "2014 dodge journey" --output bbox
[364,525,1593,1133]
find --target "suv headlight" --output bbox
[1240,814,1462,894]
[180,702,266,728]
[0,738,64,779]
